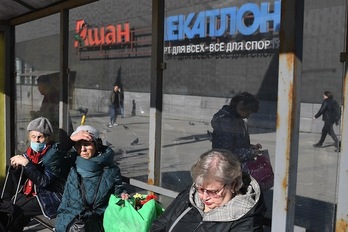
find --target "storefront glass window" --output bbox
[15,14,61,151]
[69,1,153,182]
[161,0,279,220]
[296,1,345,231]
[160,0,343,231]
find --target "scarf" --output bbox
[23,145,50,196]
[75,150,113,178]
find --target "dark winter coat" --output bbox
[150,176,266,232]
[110,90,123,108]
[55,146,123,232]
[211,105,255,162]
[314,98,340,123]
[12,144,66,219]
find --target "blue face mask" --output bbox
[30,142,46,152]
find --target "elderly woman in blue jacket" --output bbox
[0,117,65,231]
[54,125,123,232]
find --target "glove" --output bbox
[251,149,262,159]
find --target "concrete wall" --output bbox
[17,86,330,134]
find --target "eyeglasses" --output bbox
[194,183,226,198]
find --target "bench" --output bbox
[31,178,272,231]
[32,215,55,231]
[29,179,134,231]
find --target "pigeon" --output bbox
[131,137,139,145]
[123,125,129,130]
[189,121,195,125]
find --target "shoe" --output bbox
[113,123,118,126]
[313,143,322,148]
[335,142,341,152]
[108,123,113,128]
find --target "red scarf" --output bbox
[23,145,50,196]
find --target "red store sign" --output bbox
[74,19,131,48]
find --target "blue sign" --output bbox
[165,1,281,41]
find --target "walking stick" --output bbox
[1,165,24,204]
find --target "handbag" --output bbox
[66,170,104,232]
[103,194,164,232]
[67,213,103,232]
[242,149,274,191]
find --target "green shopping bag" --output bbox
[103,194,164,232]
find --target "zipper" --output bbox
[193,221,203,231]
[34,185,50,219]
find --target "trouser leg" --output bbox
[109,106,116,124]
[120,104,124,117]
[114,109,118,124]
[328,123,339,147]
[8,193,42,232]
[318,122,330,145]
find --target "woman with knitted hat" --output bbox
[0,117,66,231]
[54,125,124,232]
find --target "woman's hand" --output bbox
[10,155,29,168]
[121,192,130,200]
[250,143,262,158]
[251,143,262,150]
[70,130,93,142]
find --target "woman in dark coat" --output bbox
[150,149,266,232]
[211,92,262,162]
[313,91,340,151]
[0,117,65,231]
[54,125,123,232]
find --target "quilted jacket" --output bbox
[211,105,255,162]
[55,146,123,232]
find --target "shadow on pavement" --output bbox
[263,190,335,232]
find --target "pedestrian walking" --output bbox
[313,91,341,151]
[108,84,122,128]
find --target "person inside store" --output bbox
[30,75,73,141]
[210,91,263,162]
[54,125,124,232]
[150,149,266,232]
[313,90,341,151]
[0,117,66,231]
[108,83,122,128]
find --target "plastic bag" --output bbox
[103,194,164,232]
[242,149,274,191]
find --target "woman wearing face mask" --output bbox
[0,117,66,231]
